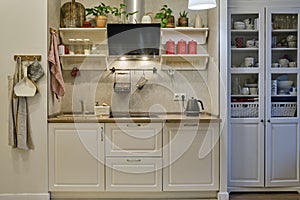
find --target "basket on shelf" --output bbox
[271,102,297,117]
[231,102,259,118]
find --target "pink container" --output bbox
[166,40,175,54]
[188,40,197,54]
[177,39,187,54]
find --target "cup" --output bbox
[254,18,259,30]
[255,40,259,48]
[241,87,250,95]
[289,62,297,68]
[246,40,255,48]
[235,37,244,48]
[250,87,258,95]
[244,57,254,67]
[279,58,289,67]
[272,63,281,68]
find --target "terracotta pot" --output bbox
[166,16,175,28]
[96,15,107,28]
[178,17,189,27]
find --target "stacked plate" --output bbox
[234,22,245,30]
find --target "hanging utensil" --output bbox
[14,61,37,97]
[60,0,86,28]
[136,70,148,89]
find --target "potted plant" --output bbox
[111,3,138,23]
[155,5,175,28]
[86,3,112,27]
[178,10,189,27]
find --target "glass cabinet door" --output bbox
[229,8,264,119]
[266,8,299,119]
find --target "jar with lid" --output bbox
[68,39,75,55]
[83,39,91,55]
[75,38,83,54]
[177,39,187,54]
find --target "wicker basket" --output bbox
[231,102,259,118]
[271,102,297,117]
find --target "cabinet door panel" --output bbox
[49,123,104,191]
[163,123,219,191]
[266,122,300,187]
[229,122,264,187]
[106,158,162,191]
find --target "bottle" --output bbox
[194,14,202,28]
[58,44,65,55]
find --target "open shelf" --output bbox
[161,54,209,70]
[59,28,107,44]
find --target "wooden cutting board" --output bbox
[60,0,86,28]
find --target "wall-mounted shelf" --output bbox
[59,28,107,44]
[161,54,209,70]
[161,27,209,45]
[59,54,107,70]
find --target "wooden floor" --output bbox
[230,192,300,200]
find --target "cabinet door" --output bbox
[106,157,162,191]
[265,122,300,187]
[228,122,264,187]
[163,123,219,191]
[48,123,105,191]
[106,123,162,156]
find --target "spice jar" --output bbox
[188,40,197,54]
[177,39,187,54]
[75,38,83,54]
[166,40,175,54]
[83,39,91,55]
[68,39,75,55]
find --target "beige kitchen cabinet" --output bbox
[105,123,163,191]
[48,123,105,191]
[163,123,219,191]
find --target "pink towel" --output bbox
[48,31,65,99]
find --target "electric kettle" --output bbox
[185,97,204,116]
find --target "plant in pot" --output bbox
[155,4,175,28]
[178,10,189,27]
[111,3,138,23]
[86,3,112,27]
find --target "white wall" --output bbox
[0,0,48,199]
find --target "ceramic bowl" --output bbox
[278,80,294,91]
[234,22,245,30]
[287,35,297,42]
[288,41,297,48]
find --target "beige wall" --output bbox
[0,0,48,199]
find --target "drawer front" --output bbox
[106,157,162,191]
[106,123,162,156]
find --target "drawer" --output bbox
[106,157,162,191]
[105,123,162,156]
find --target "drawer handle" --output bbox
[184,124,198,127]
[126,159,141,162]
[126,123,141,127]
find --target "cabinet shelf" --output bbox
[230,68,260,73]
[272,48,297,51]
[272,29,298,33]
[269,68,299,73]
[231,47,259,51]
[231,29,258,33]
[161,54,209,70]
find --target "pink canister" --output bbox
[177,39,187,54]
[166,40,175,54]
[188,40,197,54]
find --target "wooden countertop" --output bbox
[48,112,221,123]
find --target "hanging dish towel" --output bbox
[48,31,65,100]
[8,57,34,150]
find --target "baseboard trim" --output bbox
[0,193,50,200]
[218,192,229,200]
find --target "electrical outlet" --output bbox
[173,93,186,101]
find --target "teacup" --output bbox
[246,40,255,47]
[250,87,258,95]
[279,58,289,67]
[241,87,250,95]
[244,57,254,67]
[289,62,297,68]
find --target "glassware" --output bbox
[68,38,75,55]
[291,15,298,29]
[285,15,291,29]
[75,38,83,54]
[83,39,91,55]
[232,76,241,95]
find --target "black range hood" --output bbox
[107,23,161,58]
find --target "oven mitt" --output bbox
[28,59,44,83]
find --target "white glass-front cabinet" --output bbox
[228,7,300,189]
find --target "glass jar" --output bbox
[75,38,83,54]
[83,39,91,55]
[68,38,75,55]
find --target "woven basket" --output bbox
[231,102,259,118]
[271,102,297,117]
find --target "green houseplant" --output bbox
[155,5,174,28]
[86,3,112,27]
[112,3,138,23]
[178,10,189,27]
